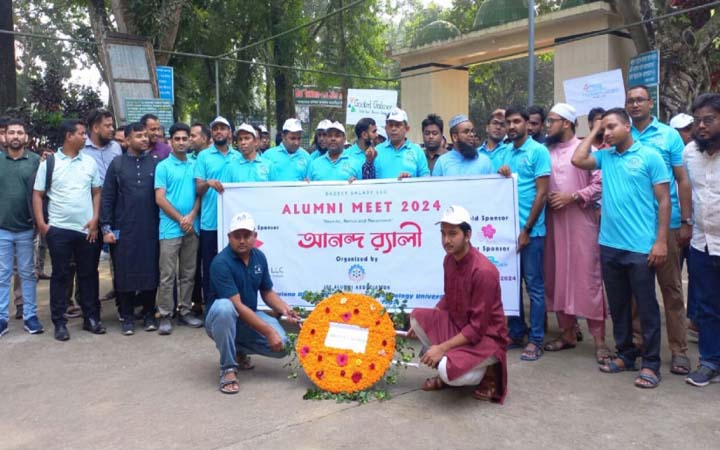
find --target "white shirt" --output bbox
[683,141,720,256]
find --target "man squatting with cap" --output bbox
[408,205,509,403]
[205,212,301,394]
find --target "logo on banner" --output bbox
[487,256,508,268]
[271,266,285,277]
[348,264,366,282]
[482,224,497,240]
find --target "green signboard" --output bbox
[124,98,174,133]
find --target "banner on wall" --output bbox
[346,89,399,125]
[563,69,626,116]
[216,176,521,315]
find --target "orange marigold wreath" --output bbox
[296,292,396,393]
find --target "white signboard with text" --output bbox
[217,177,520,315]
[563,68,626,116]
[346,89,399,125]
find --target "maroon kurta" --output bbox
[412,247,509,403]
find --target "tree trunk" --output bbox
[110,0,136,35]
[0,0,17,110]
[611,0,652,53]
[86,0,113,86]
[270,0,296,127]
[337,0,349,122]
[156,0,186,66]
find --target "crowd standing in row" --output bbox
[1,87,719,396]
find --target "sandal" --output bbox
[634,370,661,389]
[237,353,255,370]
[575,325,584,342]
[670,354,691,375]
[599,357,636,373]
[421,376,447,391]
[219,368,239,394]
[543,337,576,352]
[520,343,544,361]
[595,345,612,365]
[473,364,499,401]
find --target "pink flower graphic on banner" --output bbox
[482,224,497,239]
[254,239,263,248]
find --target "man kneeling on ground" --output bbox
[409,205,509,403]
[205,212,300,394]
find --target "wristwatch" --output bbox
[681,218,694,226]
[571,192,580,202]
[101,224,113,235]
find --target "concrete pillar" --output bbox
[399,66,469,143]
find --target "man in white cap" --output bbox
[257,125,271,153]
[228,123,275,182]
[408,205,508,403]
[194,116,240,302]
[432,114,493,176]
[541,103,609,361]
[308,121,359,181]
[670,113,694,145]
[373,107,430,179]
[204,212,301,394]
[310,119,332,160]
[263,118,312,181]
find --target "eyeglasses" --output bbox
[693,116,718,126]
[626,97,650,106]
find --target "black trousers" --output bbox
[118,289,156,320]
[199,230,218,304]
[46,227,101,326]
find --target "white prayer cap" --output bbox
[386,107,409,123]
[669,113,693,129]
[282,118,303,133]
[550,103,577,123]
[210,116,232,128]
[436,205,472,226]
[258,125,269,134]
[235,123,257,138]
[316,119,332,131]
[229,212,256,233]
[326,121,346,134]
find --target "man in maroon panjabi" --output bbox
[409,205,509,403]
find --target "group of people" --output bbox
[1,85,719,399]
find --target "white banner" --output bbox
[217,177,521,315]
[562,68,626,116]
[345,89,398,125]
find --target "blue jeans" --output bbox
[600,246,661,373]
[205,298,288,370]
[688,247,720,371]
[508,236,546,345]
[0,229,36,321]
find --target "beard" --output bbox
[692,132,720,152]
[99,135,112,146]
[214,138,228,147]
[456,140,478,159]
[544,133,562,146]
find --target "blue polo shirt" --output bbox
[632,117,685,229]
[227,154,274,182]
[497,138,551,237]
[263,143,311,181]
[374,139,430,179]
[478,141,511,171]
[594,141,670,254]
[310,149,327,160]
[208,246,272,312]
[308,152,359,181]
[155,153,199,239]
[432,149,493,177]
[193,145,241,231]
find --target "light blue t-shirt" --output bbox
[308,152,359,181]
[310,149,327,160]
[34,149,102,234]
[374,139,430,179]
[594,141,670,254]
[82,138,121,184]
[155,153,199,240]
[497,138,551,237]
[432,149,493,177]
[227,154,274,182]
[263,143,311,181]
[632,117,685,229]
[478,140,511,171]
[193,145,240,231]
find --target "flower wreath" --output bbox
[296,292,396,393]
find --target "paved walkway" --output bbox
[0,265,717,450]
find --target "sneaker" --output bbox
[143,314,158,332]
[0,320,8,338]
[686,365,720,387]
[14,304,23,320]
[178,313,203,328]
[23,316,45,334]
[122,319,135,336]
[158,317,172,335]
